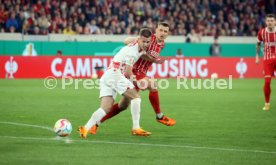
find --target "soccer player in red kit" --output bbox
[90,22,176,134]
[256,14,276,111]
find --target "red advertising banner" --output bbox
[0,56,265,79]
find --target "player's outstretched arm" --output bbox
[124,37,138,45]
[256,42,261,64]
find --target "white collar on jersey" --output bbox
[265,27,276,33]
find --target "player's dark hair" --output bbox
[139,28,152,38]
[265,14,275,19]
[158,22,169,28]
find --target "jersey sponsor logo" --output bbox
[264,42,276,47]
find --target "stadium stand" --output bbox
[0,0,275,36]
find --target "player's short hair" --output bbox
[157,22,169,28]
[139,28,152,38]
[265,14,275,19]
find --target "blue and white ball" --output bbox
[53,119,72,137]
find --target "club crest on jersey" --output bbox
[147,50,159,58]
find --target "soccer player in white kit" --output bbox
[78,28,152,138]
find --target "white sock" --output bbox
[84,108,106,130]
[156,113,163,119]
[131,98,141,129]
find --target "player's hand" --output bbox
[255,55,259,64]
[155,57,166,64]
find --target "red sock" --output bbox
[149,91,161,114]
[100,103,122,123]
[263,77,271,103]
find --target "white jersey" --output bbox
[100,42,144,99]
[109,42,145,73]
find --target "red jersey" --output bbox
[257,27,276,61]
[132,34,164,75]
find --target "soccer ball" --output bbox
[53,119,72,137]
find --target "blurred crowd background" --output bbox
[1,0,275,38]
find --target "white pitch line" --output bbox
[0,121,54,132]
[0,135,276,155]
[1,121,276,155]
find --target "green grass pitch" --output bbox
[0,79,275,165]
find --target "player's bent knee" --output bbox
[101,104,113,113]
[123,88,140,100]
[131,98,141,104]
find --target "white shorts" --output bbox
[99,69,135,100]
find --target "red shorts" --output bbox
[263,59,276,77]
